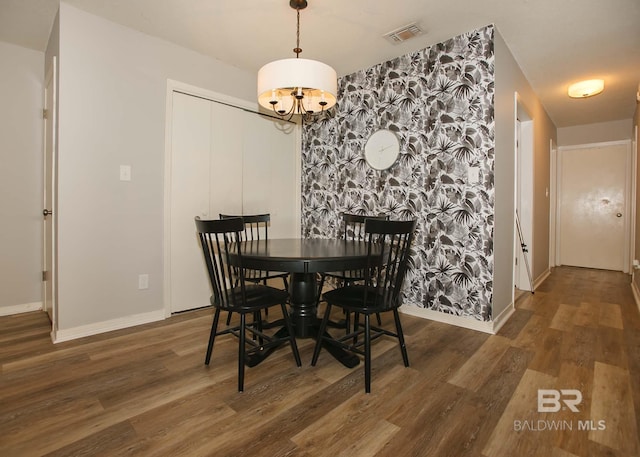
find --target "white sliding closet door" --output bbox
[243,113,299,239]
[170,93,212,312]
[210,102,244,217]
[169,90,299,313]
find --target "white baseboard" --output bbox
[53,309,166,343]
[534,268,551,290]
[491,301,515,334]
[400,305,495,334]
[0,301,43,317]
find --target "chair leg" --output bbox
[281,304,301,367]
[345,311,351,335]
[205,308,221,365]
[343,279,351,334]
[364,313,371,394]
[311,303,332,366]
[393,309,409,367]
[238,313,246,392]
[253,310,263,344]
[376,312,382,325]
[226,311,233,326]
[314,274,327,310]
[353,312,360,345]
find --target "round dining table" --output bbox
[228,238,380,367]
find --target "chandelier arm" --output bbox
[297,94,315,115]
[298,90,327,115]
[271,98,297,121]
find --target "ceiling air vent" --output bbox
[383,23,424,44]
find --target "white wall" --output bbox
[0,41,44,314]
[45,10,59,81]
[558,119,633,146]
[54,3,256,336]
[493,28,557,319]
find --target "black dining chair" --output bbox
[316,213,388,330]
[195,216,301,392]
[220,213,290,324]
[311,218,417,393]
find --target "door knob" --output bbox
[43,209,53,217]
[616,213,622,217]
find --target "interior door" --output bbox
[43,57,57,325]
[558,142,630,271]
[514,117,534,292]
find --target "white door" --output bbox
[169,92,212,313]
[168,89,299,314]
[209,102,244,218]
[558,142,630,271]
[515,119,534,291]
[43,58,57,325]
[242,114,299,238]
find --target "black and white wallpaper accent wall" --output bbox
[301,25,496,321]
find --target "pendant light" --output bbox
[257,0,337,120]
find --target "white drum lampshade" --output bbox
[257,0,337,119]
[258,58,337,115]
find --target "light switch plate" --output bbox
[138,274,149,290]
[120,165,131,181]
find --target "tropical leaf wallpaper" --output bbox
[301,25,496,321]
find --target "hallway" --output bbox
[482,266,640,456]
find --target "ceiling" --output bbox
[1,0,639,128]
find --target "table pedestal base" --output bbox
[245,272,359,368]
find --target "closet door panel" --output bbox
[170,92,211,312]
[242,114,298,238]
[266,120,299,239]
[210,103,243,217]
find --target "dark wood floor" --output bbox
[1,266,639,456]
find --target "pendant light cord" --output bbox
[294,8,302,57]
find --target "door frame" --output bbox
[162,79,302,317]
[549,139,558,267]
[43,56,58,337]
[555,140,633,273]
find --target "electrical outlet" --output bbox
[138,274,149,290]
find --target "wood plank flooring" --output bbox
[1,266,639,456]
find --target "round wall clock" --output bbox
[364,129,400,170]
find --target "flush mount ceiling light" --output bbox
[567,79,605,98]
[257,0,337,121]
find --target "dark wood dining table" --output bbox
[228,238,381,368]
